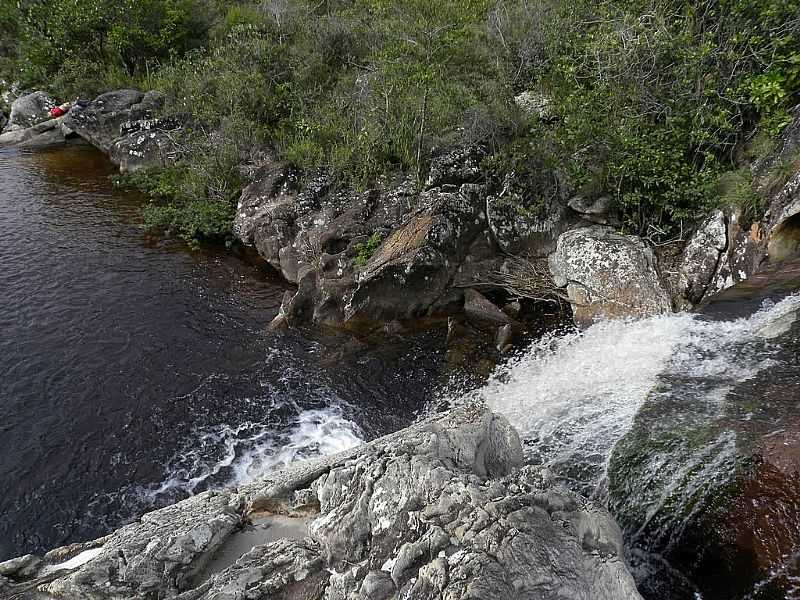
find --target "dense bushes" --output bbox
[4,0,799,242]
[527,0,800,236]
[5,0,218,97]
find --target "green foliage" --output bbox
[13,0,217,97]
[142,199,234,244]
[521,0,800,237]
[715,168,762,222]
[354,232,383,266]
[6,0,799,243]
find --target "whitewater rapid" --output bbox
[144,294,800,505]
[473,293,800,494]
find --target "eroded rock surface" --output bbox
[2,405,641,600]
[235,148,544,328]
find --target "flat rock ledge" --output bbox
[0,405,641,600]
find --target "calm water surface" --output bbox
[0,144,447,560]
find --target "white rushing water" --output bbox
[468,293,800,493]
[146,405,363,500]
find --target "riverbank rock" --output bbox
[2,91,56,132]
[0,115,73,147]
[2,405,641,600]
[65,89,179,172]
[673,210,729,308]
[608,275,800,599]
[677,106,800,308]
[548,227,672,327]
[238,152,517,328]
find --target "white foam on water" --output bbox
[466,294,800,488]
[146,405,363,500]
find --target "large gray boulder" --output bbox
[674,209,728,307]
[64,89,177,172]
[109,116,181,174]
[64,89,145,152]
[2,405,641,600]
[3,91,56,132]
[236,154,506,327]
[549,227,672,326]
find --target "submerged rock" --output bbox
[3,405,641,600]
[549,227,672,327]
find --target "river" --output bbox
[0,144,451,561]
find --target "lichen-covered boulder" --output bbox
[2,405,641,600]
[674,209,728,307]
[109,117,181,173]
[549,226,672,326]
[236,156,504,327]
[342,184,489,324]
[63,89,180,173]
[63,89,145,152]
[3,91,56,132]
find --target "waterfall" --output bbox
[467,293,800,496]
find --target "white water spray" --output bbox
[469,294,800,492]
[146,405,363,500]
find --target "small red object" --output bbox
[49,106,65,118]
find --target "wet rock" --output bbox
[675,209,728,307]
[3,91,56,132]
[549,227,672,326]
[463,288,511,329]
[495,323,515,352]
[8,405,641,600]
[609,287,800,599]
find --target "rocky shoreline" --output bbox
[4,89,800,340]
[3,87,800,599]
[0,405,642,599]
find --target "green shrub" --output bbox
[354,232,383,266]
[8,0,799,244]
[15,0,218,97]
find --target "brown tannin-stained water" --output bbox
[0,144,449,561]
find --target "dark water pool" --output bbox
[0,144,448,561]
